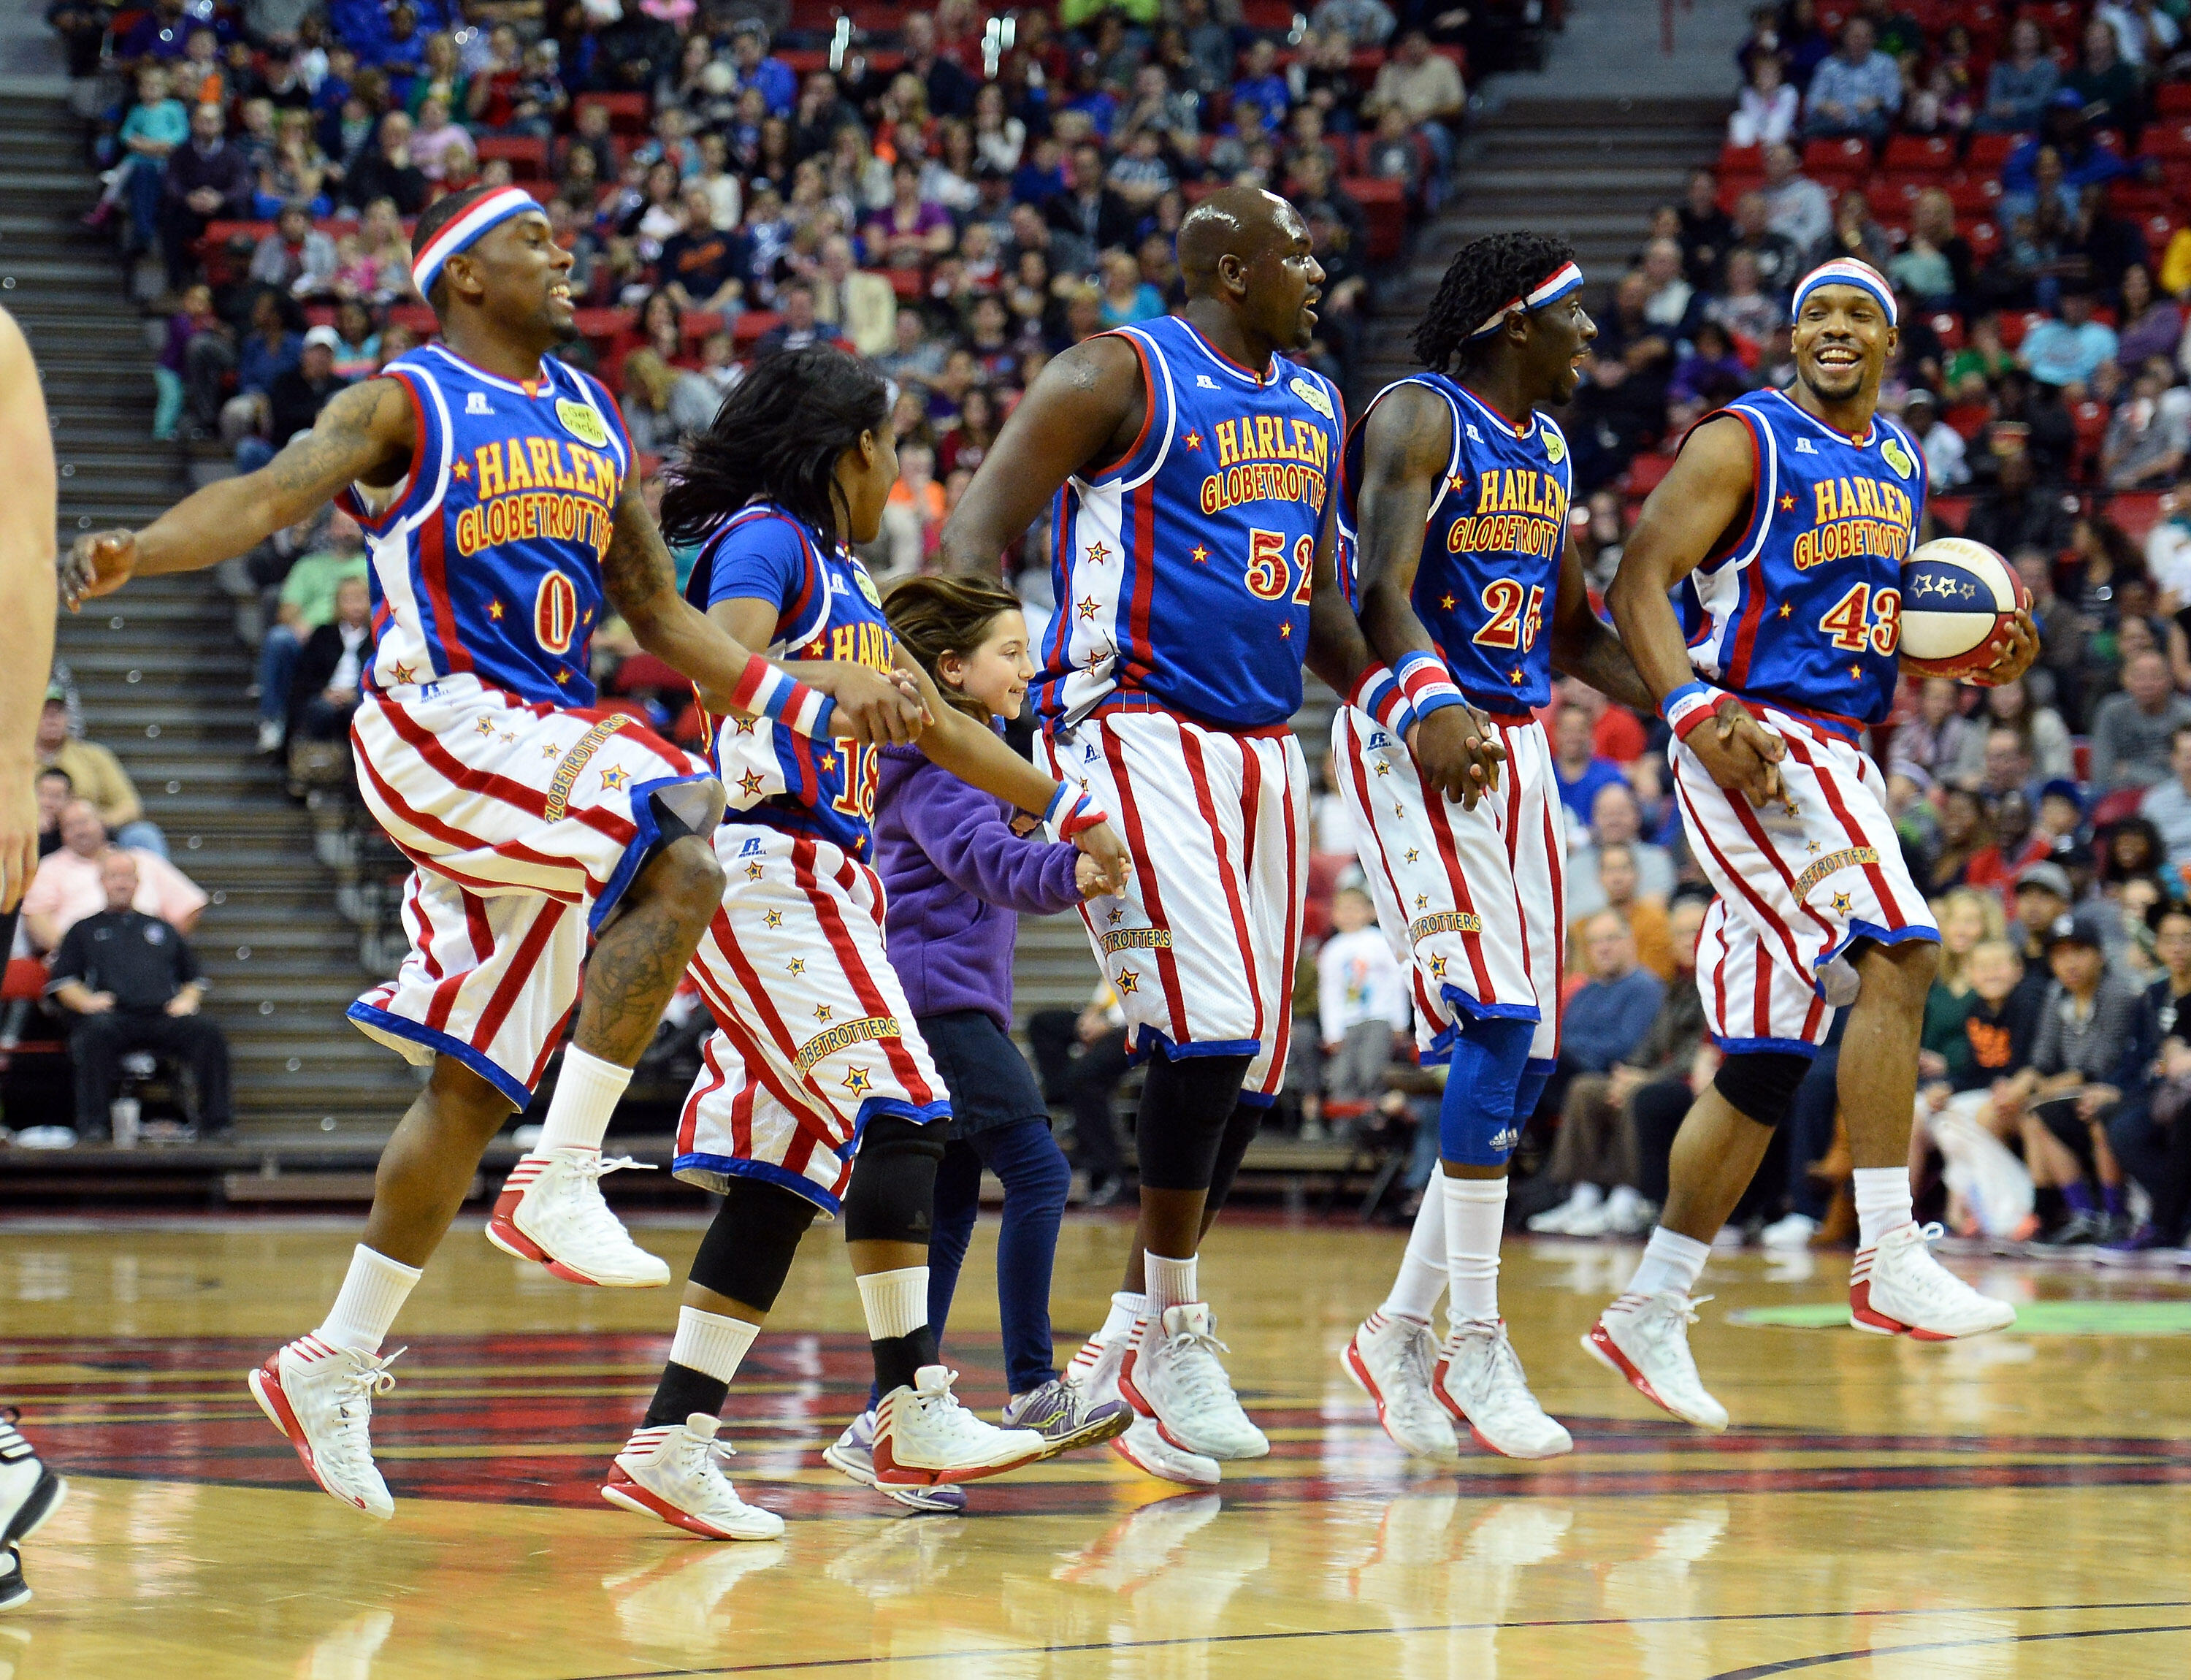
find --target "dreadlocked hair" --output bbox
[1412,231,1578,374]
[659,345,889,549]
[884,573,1025,722]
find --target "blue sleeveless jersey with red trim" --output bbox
[337,343,632,708]
[1339,372,1572,711]
[1678,388,1927,731]
[687,502,895,859]
[1035,315,1345,730]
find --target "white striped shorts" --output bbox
[1334,706,1567,1064]
[348,679,722,1105]
[1672,701,1938,1054]
[673,822,947,1214]
[1039,706,1307,1100]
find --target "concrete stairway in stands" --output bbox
[1,77,423,1137]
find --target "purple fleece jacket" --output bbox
[873,738,1085,1031]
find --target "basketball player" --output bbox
[1585,259,2038,1427]
[938,187,1499,1484]
[60,185,924,1519]
[597,348,1129,1538]
[0,305,64,1609]
[1334,234,1659,1462]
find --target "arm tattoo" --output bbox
[603,481,678,619]
[268,378,406,502]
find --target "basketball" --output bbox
[1898,537,2028,679]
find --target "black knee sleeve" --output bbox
[1204,1099,1265,1215]
[841,1113,946,1243]
[1133,1052,1253,1191]
[1712,1050,1813,1129]
[687,1177,818,1313]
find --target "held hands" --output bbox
[1404,703,1507,810]
[714,664,928,747]
[1689,698,1786,807]
[1071,820,1133,897]
[1969,609,2040,688]
[1074,850,1112,899]
[166,989,202,1017]
[64,530,139,611]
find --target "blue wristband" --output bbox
[1658,681,1711,722]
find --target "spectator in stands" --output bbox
[35,767,71,860]
[288,576,372,745]
[2107,900,2191,1249]
[2104,359,2189,489]
[1965,450,2073,555]
[47,849,232,1146]
[343,110,428,215]
[1569,779,1678,906]
[1366,31,1465,175]
[153,281,229,444]
[1557,909,1666,1086]
[1894,676,1980,782]
[256,510,368,755]
[898,12,973,120]
[750,278,843,359]
[1725,188,1805,299]
[1551,700,1626,826]
[99,65,188,254]
[1042,144,1136,272]
[1802,18,1901,140]
[1981,18,2062,134]
[1027,983,1132,1205]
[1317,885,1409,1121]
[1760,141,1832,263]
[1311,0,1396,47]
[668,329,739,435]
[2139,725,2191,866]
[23,801,205,953]
[2022,286,2120,392]
[656,182,746,313]
[1956,676,2075,785]
[1729,51,1799,148]
[1678,168,1737,289]
[1232,39,1293,137]
[1898,389,1968,486]
[161,100,256,293]
[2068,19,2144,135]
[1572,840,1678,980]
[2008,916,2141,1243]
[2091,652,2191,792]
[34,686,164,858]
[247,201,339,301]
[239,324,348,473]
[811,234,896,357]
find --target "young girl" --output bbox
[599,347,1129,1539]
[871,574,1135,1474]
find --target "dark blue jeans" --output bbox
[866,1115,1072,1404]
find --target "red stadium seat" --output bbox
[1347,47,1387,90]
[1944,172,2003,216]
[1929,311,1964,351]
[1346,175,1406,261]
[1962,131,2024,172]
[473,135,548,180]
[1882,134,1957,180]
[2141,121,2191,162]
[1928,492,1971,530]
[1943,402,1991,440]
[1803,137,1871,187]
[1966,217,2000,257]
[733,310,781,345]
[2108,491,2165,541]
[1719,142,1764,179]
[2157,81,2191,118]
[1995,310,2046,350]
[573,92,649,135]
[2070,400,2110,481]
[388,302,438,336]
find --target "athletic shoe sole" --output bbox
[1848,1279,2013,1340]
[1023,1404,1134,1462]
[1118,1350,1269,1462]
[600,1467,781,1541]
[0,1568,27,1614]
[871,1432,1041,1487]
[0,1467,65,1548]
[483,1196,666,1288]
[1342,1335,1460,1462]
[821,1443,964,1512]
[1581,1320,1727,1433]
[246,1360,389,1519]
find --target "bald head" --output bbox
[1177,186,1299,291]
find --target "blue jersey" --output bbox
[1339,373,1572,712]
[689,502,896,858]
[1680,388,1927,732]
[1035,315,1345,730]
[340,344,632,708]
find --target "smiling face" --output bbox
[939,609,1034,721]
[441,209,577,342]
[1792,281,1894,409]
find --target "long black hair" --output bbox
[1412,231,1578,375]
[658,345,890,551]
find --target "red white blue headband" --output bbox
[410,187,542,300]
[1467,260,1585,340]
[1793,259,1897,327]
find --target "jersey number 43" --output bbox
[1818,583,1901,656]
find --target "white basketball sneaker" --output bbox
[1434,1320,1573,1459]
[485,1149,671,1287]
[871,1367,1044,1486]
[1851,1221,2017,1340]
[1342,1311,1460,1461]
[602,1413,784,1540]
[1119,1304,1269,1462]
[1583,1291,1729,1432]
[822,1410,965,1512]
[0,1412,65,1551]
[1065,1325,1220,1486]
[248,1337,403,1519]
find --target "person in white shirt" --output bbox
[1900,389,1970,488]
[1318,886,1410,1110]
[1729,53,1799,148]
[2141,724,2191,866]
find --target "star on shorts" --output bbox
[1393,803,1406,819]
[1405,848,1420,863]
[1106,907,1125,925]
[542,742,561,758]
[500,732,516,744]
[1116,968,1140,995]
[841,1066,872,1096]
[1429,955,1448,979]
[738,770,765,797]
[746,860,765,881]
[1374,760,1391,776]
[1085,541,1111,565]
[475,717,497,736]
[391,661,417,684]
[1805,840,1822,854]
[1830,891,1854,915]
[764,909,783,928]
[1415,893,1429,909]
[814,1003,833,1022]
[787,958,806,977]
[1077,595,1100,620]
[734,717,757,736]
[599,765,630,791]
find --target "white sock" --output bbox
[1627,1227,1711,1299]
[855,1267,928,1342]
[1380,1183,1447,1323]
[1852,1166,1916,1250]
[1144,1251,1198,1314]
[1100,1291,1144,1345]
[1442,1172,1507,1329]
[535,1046,634,1154]
[669,1305,760,1384]
[314,1245,422,1354]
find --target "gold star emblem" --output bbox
[488,599,505,621]
[542,741,561,759]
[764,909,784,928]
[1116,968,1140,995]
[1778,603,1792,618]
[1393,803,1406,819]
[391,661,417,684]
[1189,544,1209,563]
[814,1003,833,1023]
[1085,541,1111,565]
[738,770,765,796]
[841,1066,872,1096]
[1848,665,1862,681]
[787,958,805,976]
[1429,955,1448,979]
[1805,840,1822,854]
[1404,848,1420,863]
[1830,891,1854,915]
[1184,431,1204,450]
[1077,595,1101,620]
[1414,893,1429,909]
[1441,593,1456,610]
[1374,760,1391,776]
[452,459,470,481]
[1448,473,1467,493]
[1784,802,1800,819]
[582,610,592,627]
[1779,494,1796,511]
[745,860,765,881]
[819,752,837,773]
[1279,622,1291,638]
[500,732,516,744]
[555,669,570,684]
[1509,668,1523,684]
[475,717,497,736]
[1106,907,1125,925]
[600,765,630,791]
[1085,646,1110,671]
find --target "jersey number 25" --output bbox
[1244,530,1315,604]
[1471,580,1545,652]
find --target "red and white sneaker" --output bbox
[1583,1291,1728,1432]
[485,1148,670,1287]
[1433,1320,1572,1460]
[1851,1221,2017,1340]
[247,1337,403,1519]
[1342,1310,1460,1462]
[1119,1303,1268,1461]
[1067,1326,1219,1487]
[602,1413,784,1540]
[871,1366,1044,1487]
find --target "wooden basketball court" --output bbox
[4,1212,2189,1678]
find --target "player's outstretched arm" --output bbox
[61,376,415,608]
[892,655,1131,894]
[936,336,1144,576]
[608,482,925,747]
[0,308,57,913]
[1350,384,1505,809]
[1604,416,1785,806]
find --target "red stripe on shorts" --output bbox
[1098,725,1190,1045]
[1179,728,1262,1052]
[791,839,933,1104]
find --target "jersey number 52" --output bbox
[1471,580,1545,652]
[1817,583,1901,656]
[1244,529,1315,604]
